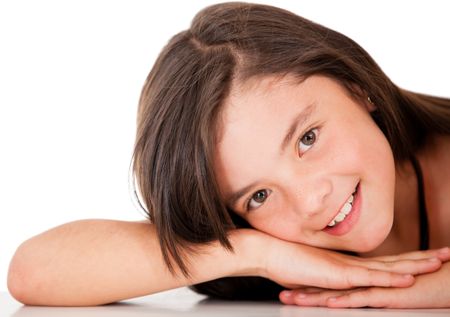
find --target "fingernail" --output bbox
[403,274,413,279]
[428,257,439,262]
[328,297,337,302]
[438,247,450,254]
[296,293,307,299]
[282,291,292,298]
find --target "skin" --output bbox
[215,74,450,307]
[215,74,395,252]
[7,76,449,307]
[280,134,450,308]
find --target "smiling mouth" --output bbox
[326,183,359,228]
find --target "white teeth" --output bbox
[341,202,352,215]
[327,192,355,227]
[348,195,354,204]
[334,212,346,222]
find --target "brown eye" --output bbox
[298,128,318,155]
[253,190,267,203]
[302,130,316,145]
[247,189,271,211]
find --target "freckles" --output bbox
[269,219,306,243]
[251,216,284,238]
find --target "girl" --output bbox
[8,2,450,308]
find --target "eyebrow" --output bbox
[280,102,316,154]
[225,102,317,210]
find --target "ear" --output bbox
[347,82,377,113]
[365,96,377,112]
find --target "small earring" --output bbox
[366,96,377,112]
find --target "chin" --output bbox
[354,212,394,252]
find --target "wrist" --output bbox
[228,228,269,277]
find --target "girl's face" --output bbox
[214,75,396,252]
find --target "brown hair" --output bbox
[131,2,450,298]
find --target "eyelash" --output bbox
[245,126,320,211]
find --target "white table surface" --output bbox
[2,288,450,317]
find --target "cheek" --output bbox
[358,126,396,189]
[351,127,396,250]
[341,114,395,182]
[248,214,309,244]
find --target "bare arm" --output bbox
[8,219,444,307]
[328,260,450,308]
[279,248,450,308]
[7,219,256,306]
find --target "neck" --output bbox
[359,133,446,257]
[361,158,421,257]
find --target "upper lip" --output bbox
[323,183,358,229]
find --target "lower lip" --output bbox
[322,182,362,236]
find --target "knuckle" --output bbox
[387,272,396,287]
[366,268,379,286]
[342,267,357,288]
[382,260,395,269]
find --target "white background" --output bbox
[0,0,449,292]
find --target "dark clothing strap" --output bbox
[410,155,429,250]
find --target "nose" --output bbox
[291,176,333,219]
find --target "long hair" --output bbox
[131,2,450,299]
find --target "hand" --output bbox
[257,232,449,291]
[279,247,450,308]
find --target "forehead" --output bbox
[220,75,309,131]
[213,75,354,200]
[216,74,350,145]
[214,75,317,193]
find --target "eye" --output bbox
[298,128,319,156]
[246,189,272,211]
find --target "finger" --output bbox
[293,291,339,307]
[279,290,296,305]
[279,287,328,305]
[298,287,328,294]
[341,266,415,289]
[280,289,326,306]
[358,257,442,275]
[291,289,355,307]
[369,247,450,262]
[438,247,450,261]
[283,287,367,307]
[326,288,392,308]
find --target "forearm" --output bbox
[332,261,450,308]
[7,219,258,306]
[279,249,450,308]
[404,260,450,308]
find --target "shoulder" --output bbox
[418,133,450,248]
